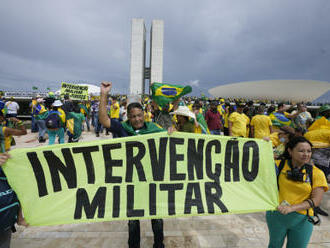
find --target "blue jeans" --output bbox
[83,116,90,131]
[36,119,47,138]
[48,128,65,145]
[210,129,221,135]
[93,112,103,134]
[31,115,38,132]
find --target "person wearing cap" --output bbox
[170,105,196,133]
[45,100,66,145]
[99,82,172,248]
[33,98,48,143]
[44,91,56,110]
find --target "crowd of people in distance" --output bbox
[0,84,329,248]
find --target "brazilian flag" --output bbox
[150,82,192,107]
[269,112,292,127]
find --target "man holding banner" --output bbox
[99,82,169,248]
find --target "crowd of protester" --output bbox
[0,84,329,248]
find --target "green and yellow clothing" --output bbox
[66,112,85,139]
[276,160,328,216]
[79,104,89,117]
[304,116,330,148]
[144,111,152,122]
[31,99,37,112]
[57,108,66,125]
[34,104,48,120]
[251,114,272,139]
[194,113,210,134]
[217,104,225,116]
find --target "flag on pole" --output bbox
[150,82,192,107]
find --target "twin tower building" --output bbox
[129,19,164,95]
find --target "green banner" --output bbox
[60,82,89,101]
[3,133,278,226]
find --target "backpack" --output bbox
[277,160,320,225]
[0,172,20,232]
[45,111,61,129]
[0,127,19,232]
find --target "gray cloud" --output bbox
[0,0,329,95]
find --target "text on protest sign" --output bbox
[4,132,278,226]
[60,82,89,101]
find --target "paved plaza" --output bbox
[9,130,330,248]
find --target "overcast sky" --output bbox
[1,0,330,96]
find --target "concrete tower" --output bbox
[129,19,146,95]
[150,20,164,87]
[129,19,164,95]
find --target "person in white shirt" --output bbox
[5,97,20,118]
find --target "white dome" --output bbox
[208,80,330,102]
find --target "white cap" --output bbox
[52,100,63,107]
[170,105,196,120]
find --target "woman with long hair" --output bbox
[266,136,328,247]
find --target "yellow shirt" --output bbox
[276,160,328,216]
[229,112,248,137]
[251,114,272,139]
[224,112,229,128]
[2,127,11,151]
[270,132,280,147]
[242,113,250,137]
[110,102,120,119]
[217,104,225,116]
[144,111,152,122]
[31,99,37,112]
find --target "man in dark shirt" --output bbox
[99,82,168,248]
[205,101,223,135]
